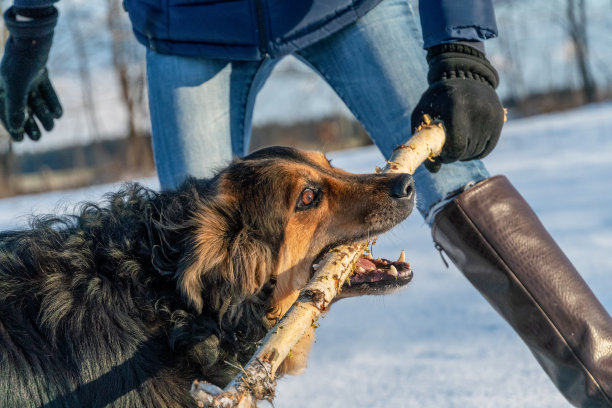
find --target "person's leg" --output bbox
[433,176,612,407]
[295,0,489,224]
[146,50,278,190]
[297,0,612,405]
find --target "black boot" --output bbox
[432,175,612,407]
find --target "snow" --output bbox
[1,102,611,407]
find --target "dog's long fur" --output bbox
[0,146,413,407]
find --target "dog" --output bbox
[0,146,414,407]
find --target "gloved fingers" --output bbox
[475,108,504,160]
[0,89,8,133]
[6,120,24,141]
[38,77,63,118]
[440,133,466,163]
[0,95,23,141]
[29,89,55,131]
[9,129,24,141]
[463,135,487,161]
[424,157,442,173]
[23,114,42,141]
[4,88,27,133]
[474,131,501,160]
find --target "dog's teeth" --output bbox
[388,265,398,278]
[397,250,405,263]
[312,263,320,270]
[356,266,366,274]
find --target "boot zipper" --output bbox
[253,0,269,57]
[434,243,450,268]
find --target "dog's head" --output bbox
[179,146,414,319]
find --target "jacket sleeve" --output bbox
[12,0,58,8]
[419,0,498,49]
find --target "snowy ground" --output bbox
[0,103,611,407]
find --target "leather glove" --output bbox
[411,43,504,172]
[0,6,62,141]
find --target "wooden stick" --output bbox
[384,118,446,175]
[191,119,446,408]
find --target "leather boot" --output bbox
[432,175,612,407]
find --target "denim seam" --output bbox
[237,58,270,156]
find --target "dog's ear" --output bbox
[178,203,273,313]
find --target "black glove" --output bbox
[411,43,504,172]
[0,6,62,141]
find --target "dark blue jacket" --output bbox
[15,0,497,60]
[121,0,497,60]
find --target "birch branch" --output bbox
[191,118,446,408]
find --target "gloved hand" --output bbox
[0,6,62,141]
[411,43,504,172]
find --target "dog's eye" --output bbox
[301,189,315,205]
[297,188,318,210]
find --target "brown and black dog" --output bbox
[0,146,414,407]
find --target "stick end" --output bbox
[190,380,224,407]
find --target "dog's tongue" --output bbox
[350,251,412,284]
[356,257,377,271]
[329,249,413,300]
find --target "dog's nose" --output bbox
[390,173,415,199]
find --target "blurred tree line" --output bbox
[0,0,610,196]
[0,0,151,196]
[491,0,610,114]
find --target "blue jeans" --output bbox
[146,0,490,225]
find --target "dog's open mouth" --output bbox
[351,251,412,284]
[334,250,413,301]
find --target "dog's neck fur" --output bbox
[147,179,276,371]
